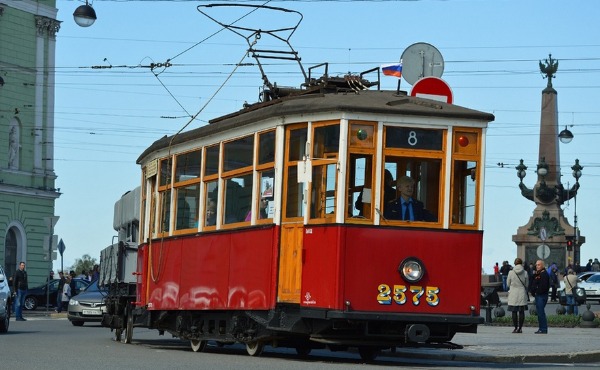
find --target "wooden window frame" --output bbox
[449,128,482,230]
[381,125,447,227]
[346,121,377,223]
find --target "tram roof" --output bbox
[138,89,494,163]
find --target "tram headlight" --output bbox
[398,257,425,283]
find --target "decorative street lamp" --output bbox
[571,159,583,247]
[73,0,97,27]
[559,126,574,144]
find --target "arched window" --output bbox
[4,227,20,280]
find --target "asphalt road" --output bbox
[3,316,600,369]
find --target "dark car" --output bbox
[0,265,11,333]
[68,280,108,326]
[24,278,90,310]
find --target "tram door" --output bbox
[278,125,307,303]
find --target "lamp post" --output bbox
[73,0,97,27]
[571,159,583,261]
[513,55,585,268]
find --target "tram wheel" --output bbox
[190,339,208,353]
[358,346,379,362]
[121,312,133,344]
[245,341,264,356]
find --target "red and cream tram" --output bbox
[99,4,494,361]
[101,71,494,360]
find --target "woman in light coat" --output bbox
[506,257,529,333]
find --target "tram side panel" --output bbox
[139,226,279,311]
[301,225,483,315]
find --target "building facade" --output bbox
[0,0,61,287]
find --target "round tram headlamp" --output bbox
[398,257,425,283]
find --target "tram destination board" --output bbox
[385,127,443,150]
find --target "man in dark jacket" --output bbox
[384,176,436,222]
[530,260,550,334]
[13,261,28,321]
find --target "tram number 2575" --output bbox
[377,284,440,307]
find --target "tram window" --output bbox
[348,154,373,218]
[258,130,276,165]
[287,127,307,162]
[383,157,441,222]
[285,166,305,218]
[313,124,340,158]
[175,149,201,182]
[204,181,218,227]
[205,145,220,176]
[310,162,337,220]
[159,159,171,186]
[224,135,254,172]
[223,174,253,224]
[258,170,275,220]
[452,160,477,225]
[175,184,200,230]
[159,189,171,233]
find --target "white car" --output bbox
[578,273,600,301]
[0,265,11,333]
[557,271,596,293]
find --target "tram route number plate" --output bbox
[82,309,101,316]
[377,284,440,307]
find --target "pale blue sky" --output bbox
[52,0,600,272]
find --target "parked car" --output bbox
[557,271,597,293]
[24,278,90,310]
[577,273,600,301]
[0,265,12,333]
[68,280,108,326]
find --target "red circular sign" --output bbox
[410,76,453,104]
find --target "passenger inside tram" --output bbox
[206,199,217,226]
[354,169,396,216]
[384,176,436,222]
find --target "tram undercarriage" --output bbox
[102,289,479,360]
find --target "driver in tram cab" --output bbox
[384,176,436,222]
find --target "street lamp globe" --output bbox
[558,126,574,144]
[73,1,97,27]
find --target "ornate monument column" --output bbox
[512,55,585,269]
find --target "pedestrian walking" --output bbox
[506,257,528,333]
[564,269,579,315]
[530,260,550,334]
[13,261,28,321]
[55,271,66,313]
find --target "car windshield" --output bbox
[83,280,99,292]
[586,275,600,283]
[81,280,108,293]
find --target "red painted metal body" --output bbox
[136,223,481,319]
[301,225,482,315]
[137,226,279,311]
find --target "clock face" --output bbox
[537,244,551,259]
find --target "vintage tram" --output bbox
[100,5,494,361]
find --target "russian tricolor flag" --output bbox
[381,63,402,78]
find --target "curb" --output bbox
[391,348,600,364]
